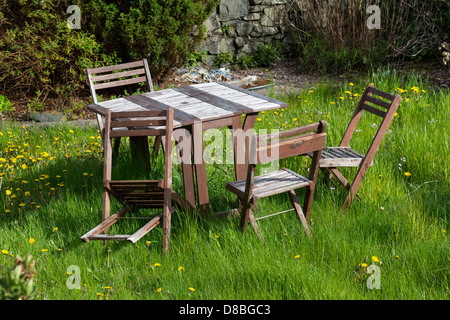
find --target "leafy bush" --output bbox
[251,42,282,67]
[215,51,234,67]
[82,0,219,82]
[236,42,282,69]
[0,0,118,99]
[0,0,218,106]
[0,255,37,300]
[0,95,14,114]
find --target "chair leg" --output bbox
[341,163,369,211]
[329,167,352,190]
[248,208,265,243]
[302,184,315,222]
[238,198,264,242]
[239,198,251,233]
[162,212,171,253]
[288,190,311,237]
[153,136,164,156]
[162,191,172,253]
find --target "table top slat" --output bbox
[173,85,252,114]
[87,83,287,128]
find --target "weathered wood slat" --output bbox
[134,94,202,125]
[318,147,369,168]
[110,128,166,138]
[173,85,252,114]
[91,68,146,82]
[367,86,396,101]
[87,234,132,241]
[365,95,391,109]
[94,76,147,90]
[361,103,387,117]
[217,82,288,108]
[127,213,164,243]
[87,60,145,75]
[111,119,166,128]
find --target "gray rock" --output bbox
[219,0,249,21]
[30,111,67,123]
[243,12,261,21]
[234,37,246,48]
[235,22,254,36]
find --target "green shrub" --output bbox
[0,0,218,105]
[215,51,234,67]
[236,42,282,69]
[251,42,282,67]
[0,95,14,114]
[0,255,37,300]
[82,0,219,81]
[0,0,118,99]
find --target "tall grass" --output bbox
[0,68,448,300]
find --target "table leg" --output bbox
[232,113,257,181]
[175,128,196,213]
[192,123,209,215]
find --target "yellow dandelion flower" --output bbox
[372,256,380,263]
[96,293,104,296]
[360,263,368,268]
[29,238,35,244]
[41,249,48,252]
[349,83,354,86]
[404,172,411,177]
[19,203,26,207]
[53,227,58,232]
[21,164,28,170]
[6,190,11,196]
[294,255,300,260]
[189,287,195,292]
[2,249,9,255]
[178,266,185,271]
[155,288,162,293]
[154,263,161,267]
[257,118,262,122]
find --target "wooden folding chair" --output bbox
[86,59,163,167]
[226,121,327,241]
[312,84,401,211]
[81,108,180,253]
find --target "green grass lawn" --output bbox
[0,67,448,300]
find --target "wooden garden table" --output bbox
[87,82,288,215]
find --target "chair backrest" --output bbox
[103,107,174,192]
[87,59,154,103]
[250,121,327,166]
[339,84,401,148]
[243,121,326,206]
[87,59,154,136]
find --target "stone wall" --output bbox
[198,0,296,67]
